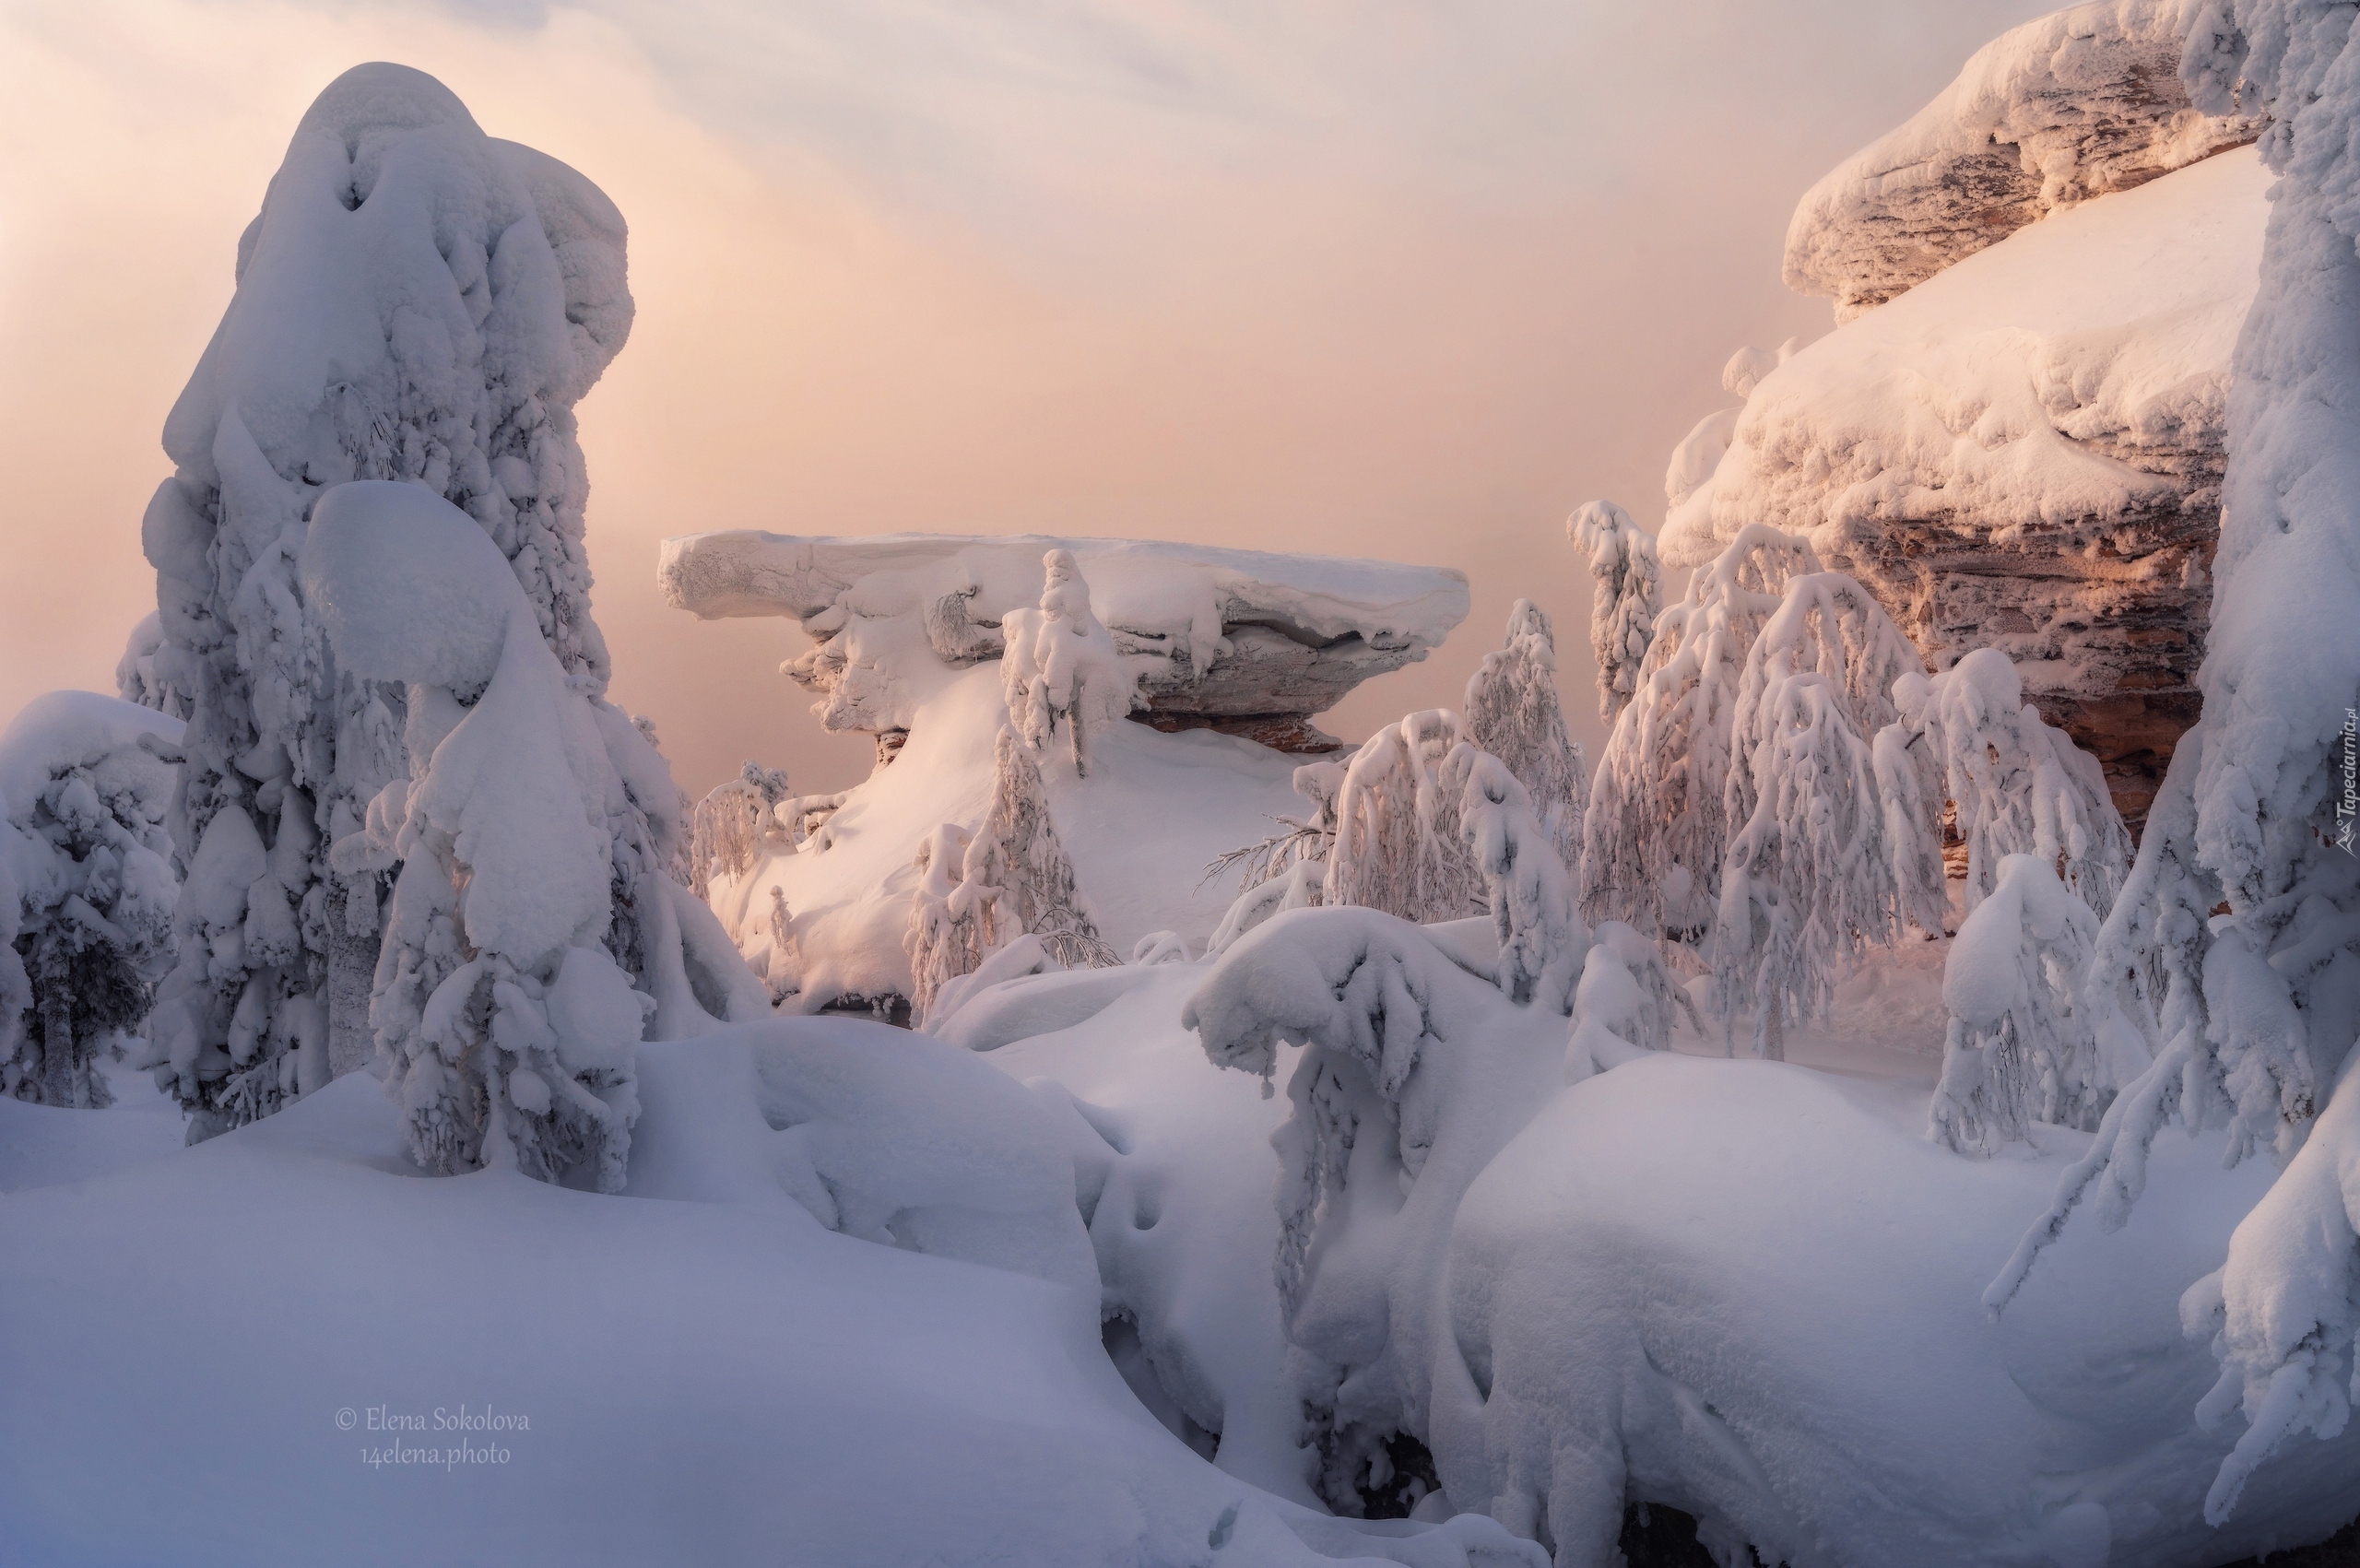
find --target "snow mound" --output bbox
[661,530,1469,749]
[0,1012,1542,1568]
[1437,1051,2360,1566]
[1785,0,2260,320]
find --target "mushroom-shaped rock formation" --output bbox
[1784,0,2259,323]
[660,532,1470,757]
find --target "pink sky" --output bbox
[0,0,2048,795]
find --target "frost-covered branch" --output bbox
[1325,711,1486,924]
[1566,500,1662,725]
[1580,525,1822,939]
[1888,650,2130,919]
[1442,743,1587,1013]
[1464,600,1588,874]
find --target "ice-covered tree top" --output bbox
[659,530,1469,736]
[1784,0,2261,320]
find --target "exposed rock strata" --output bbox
[1671,148,2268,831]
[1785,0,2259,322]
[660,531,1469,753]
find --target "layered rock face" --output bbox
[1785,0,2259,322]
[660,531,1469,756]
[1667,2,2269,832]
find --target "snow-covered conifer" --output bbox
[1929,855,2104,1155]
[1886,650,2129,918]
[1325,711,1486,924]
[963,727,1117,969]
[1000,549,1136,778]
[1463,601,1588,875]
[1442,743,1587,1012]
[142,64,642,1122]
[1,694,184,1108]
[1580,525,1821,939]
[293,482,770,1190]
[1566,500,1662,724]
[905,824,989,1024]
[1989,13,2360,1515]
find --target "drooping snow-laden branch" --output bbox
[1001,549,1139,779]
[1886,650,2130,920]
[1,695,183,1109]
[1325,710,1488,924]
[688,762,792,904]
[1580,525,1822,941]
[1988,16,2360,1525]
[1464,600,1589,875]
[1566,500,1664,725]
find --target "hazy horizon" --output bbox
[0,0,2052,796]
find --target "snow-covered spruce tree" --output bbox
[1441,743,1587,1012]
[1001,549,1136,779]
[1325,711,1487,924]
[1929,854,2105,1155]
[298,483,667,1190]
[687,761,790,904]
[1884,649,2130,919]
[904,823,989,1025]
[1989,3,2360,1520]
[963,726,1117,969]
[0,694,184,1108]
[1566,500,1662,725]
[142,63,643,1128]
[1463,601,1588,876]
[1579,525,1822,940]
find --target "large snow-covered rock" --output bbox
[660,531,1469,754]
[1784,0,2260,322]
[1667,147,2268,830]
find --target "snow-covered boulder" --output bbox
[1784,0,2260,321]
[1668,146,2269,831]
[659,531,1469,755]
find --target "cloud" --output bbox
[0,0,2051,798]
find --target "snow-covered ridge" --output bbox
[1785,0,2260,321]
[661,530,1469,749]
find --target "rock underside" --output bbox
[659,531,1469,755]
